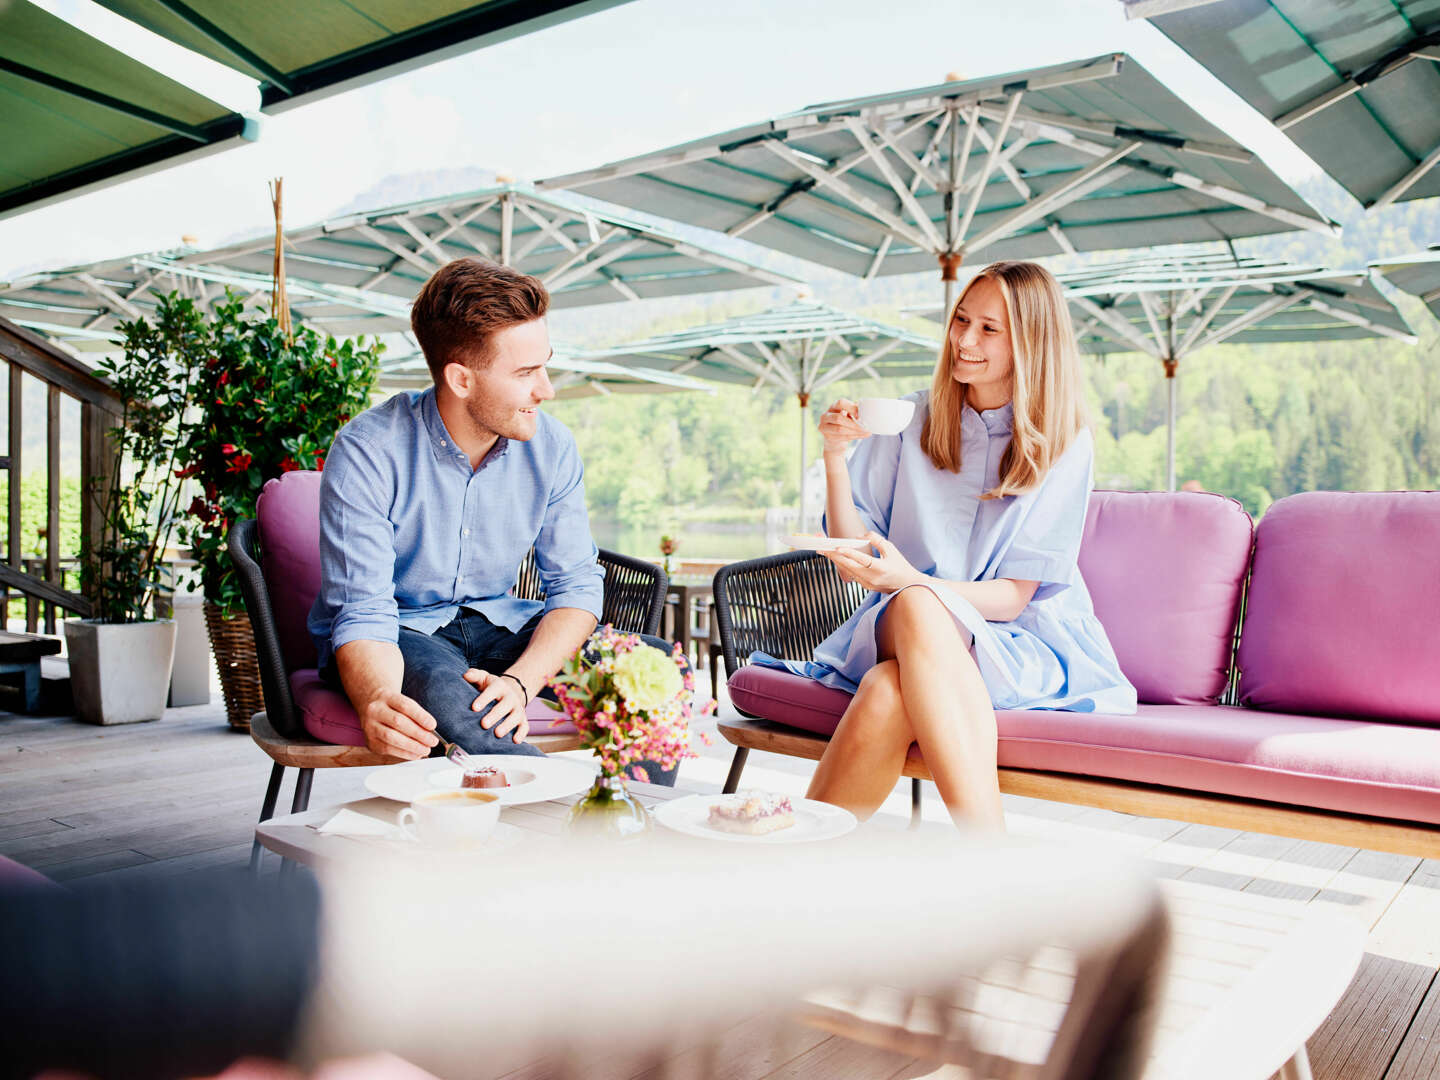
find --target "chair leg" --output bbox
[910,778,923,830]
[291,768,315,813]
[710,644,722,702]
[722,747,749,794]
[249,762,285,873]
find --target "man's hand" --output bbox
[823,532,924,594]
[464,669,530,743]
[358,690,438,760]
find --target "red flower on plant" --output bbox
[279,456,300,472]
[315,454,325,471]
[174,464,199,478]
[220,443,237,455]
[217,371,230,385]
[225,453,253,473]
[187,496,214,523]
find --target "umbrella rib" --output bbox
[1177,283,1237,355]
[966,124,1034,200]
[544,236,646,290]
[1195,288,1312,351]
[1069,294,1159,358]
[74,274,143,320]
[1308,298,1417,343]
[958,92,1023,246]
[760,140,937,254]
[844,119,943,250]
[514,199,581,254]
[354,224,440,276]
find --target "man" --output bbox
[309,259,676,777]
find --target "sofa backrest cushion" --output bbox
[1079,491,1253,706]
[255,470,324,673]
[1237,491,1440,724]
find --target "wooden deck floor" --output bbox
[2,687,1438,1080]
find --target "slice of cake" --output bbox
[461,766,509,790]
[707,792,795,835]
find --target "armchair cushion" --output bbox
[1237,491,1440,725]
[289,669,576,747]
[255,471,325,674]
[1078,491,1252,706]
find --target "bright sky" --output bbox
[0,0,1328,281]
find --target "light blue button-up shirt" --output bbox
[308,388,603,668]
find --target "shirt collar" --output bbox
[964,399,1014,435]
[418,388,513,471]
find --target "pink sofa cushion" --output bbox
[1237,491,1440,725]
[1079,491,1252,705]
[255,471,325,673]
[289,669,576,746]
[727,666,1440,825]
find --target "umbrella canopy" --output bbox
[161,183,802,314]
[1372,247,1440,320]
[1127,0,1440,208]
[1,0,630,218]
[540,53,1337,309]
[581,300,941,528]
[908,255,1418,490]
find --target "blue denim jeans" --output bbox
[393,609,681,785]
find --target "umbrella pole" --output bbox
[941,253,963,317]
[1165,359,1178,492]
[798,393,810,533]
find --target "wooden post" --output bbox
[46,385,60,633]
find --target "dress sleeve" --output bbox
[994,428,1094,600]
[833,430,903,537]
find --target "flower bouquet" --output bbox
[547,625,713,838]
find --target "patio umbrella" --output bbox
[909,255,1418,490]
[1,181,803,346]
[0,0,631,218]
[159,182,803,312]
[539,53,1337,312]
[580,301,941,529]
[1372,247,1440,320]
[1126,0,1440,208]
[1066,257,1417,491]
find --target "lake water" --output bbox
[590,518,780,562]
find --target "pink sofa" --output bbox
[719,490,1440,854]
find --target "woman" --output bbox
[755,261,1136,827]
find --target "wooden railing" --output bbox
[0,316,123,631]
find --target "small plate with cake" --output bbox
[364,754,596,807]
[653,791,857,843]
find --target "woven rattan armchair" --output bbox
[230,519,667,868]
[713,550,925,795]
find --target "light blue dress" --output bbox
[755,390,1137,713]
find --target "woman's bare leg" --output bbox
[875,587,1003,828]
[807,659,915,820]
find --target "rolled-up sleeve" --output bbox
[533,434,603,620]
[316,433,401,652]
[994,429,1094,600]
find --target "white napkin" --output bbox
[314,809,402,839]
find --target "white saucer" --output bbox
[653,793,857,843]
[365,754,596,806]
[784,534,872,552]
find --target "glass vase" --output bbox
[566,774,652,841]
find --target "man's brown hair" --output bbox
[410,258,549,382]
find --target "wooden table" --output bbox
[662,578,713,663]
[258,785,1363,1080]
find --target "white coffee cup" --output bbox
[398,789,500,849]
[858,397,916,436]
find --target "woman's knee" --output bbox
[846,661,908,734]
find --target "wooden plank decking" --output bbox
[2,690,1438,1079]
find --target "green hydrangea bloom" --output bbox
[610,645,682,711]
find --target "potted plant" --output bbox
[68,295,209,724]
[177,292,381,730]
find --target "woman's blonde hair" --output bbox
[920,260,1089,499]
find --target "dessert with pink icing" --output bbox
[706,791,795,835]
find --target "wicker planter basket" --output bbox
[203,602,264,732]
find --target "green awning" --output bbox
[540,53,1336,293]
[0,0,250,219]
[0,0,630,219]
[1372,247,1440,320]
[1129,0,1440,208]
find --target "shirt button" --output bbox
[463,529,471,536]
[440,440,447,447]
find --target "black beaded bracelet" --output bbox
[499,672,529,704]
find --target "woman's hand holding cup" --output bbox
[819,398,870,457]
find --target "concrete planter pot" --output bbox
[64,619,178,725]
